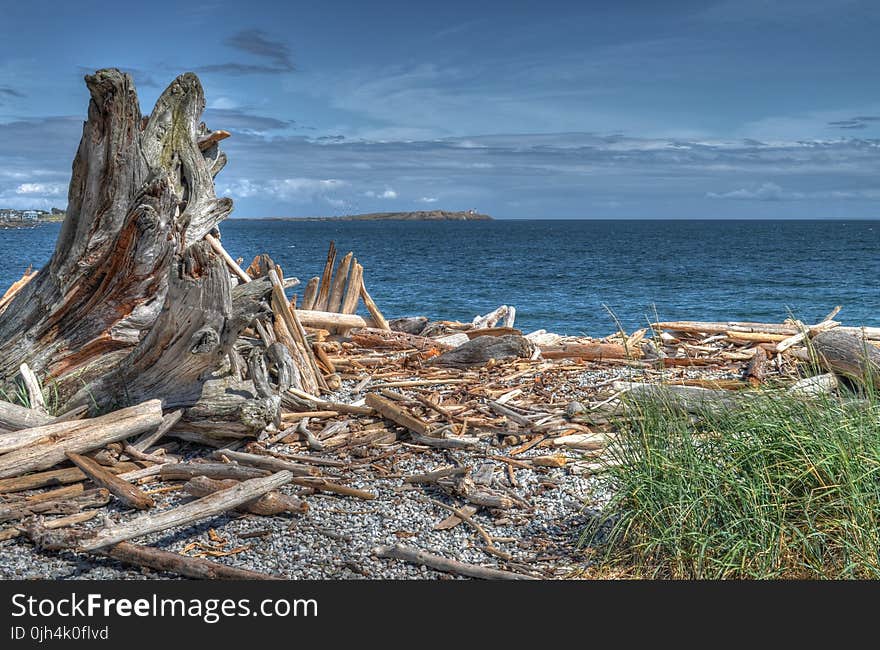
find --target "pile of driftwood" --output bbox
[0,69,878,581]
[1,294,877,579]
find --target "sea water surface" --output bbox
[2,219,877,335]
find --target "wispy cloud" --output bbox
[203,108,294,134]
[225,29,294,70]
[218,177,347,205]
[707,182,797,200]
[708,181,880,201]
[0,87,25,99]
[827,116,880,130]
[196,29,295,76]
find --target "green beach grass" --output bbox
[585,389,880,579]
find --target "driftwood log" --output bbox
[613,382,743,414]
[98,541,281,580]
[374,544,537,580]
[430,335,533,368]
[0,401,54,431]
[388,317,428,335]
[65,451,155,510]
[0,399,163,479]
[812,329,880,388]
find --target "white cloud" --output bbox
[15,182,65,196]
[0,180,68,209]
[207,96,239,110]
[364,188,397,199]
[419,196,438,203]
[220,177,348,204]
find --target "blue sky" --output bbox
[1,0,879,218]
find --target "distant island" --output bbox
[242,210,493,222]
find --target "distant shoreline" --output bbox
[230,210,492,222]
[0,221,56,230]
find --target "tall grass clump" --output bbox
[587,392,880,578]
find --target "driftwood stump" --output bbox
[0,69,289,435]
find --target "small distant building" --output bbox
[21,210,39,221]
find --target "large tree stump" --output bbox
[0,70,287,433]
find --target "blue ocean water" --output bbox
[2,219,878,336]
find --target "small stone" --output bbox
[565,401,586,417]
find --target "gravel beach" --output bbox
[0,444,608,580]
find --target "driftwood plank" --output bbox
[77,470,293,551]
[365,393,430,434]
[313,241,337,311]
[210,449,320,477]
[0,400,165,455]
[0,510,99,543]
[129,409,183,453]
[182,476,308,515]
[160,462,270,482]
[540,343,633,360]
[98,541,281,580]
[0,462,140,494]
[18,363,47,414]
[350,328,450,351]
[0,400,54,431]
[295,310,373,330]
[0,488,110,524]
[205,233,252,284]
[66,452,155,510]
[291,477,376,500]
[0,400,163,479]
[326,251,353,314]
[374,544,537,580]
[300,276,320,310]
[359,275,390,331]
[653,321,801,336]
